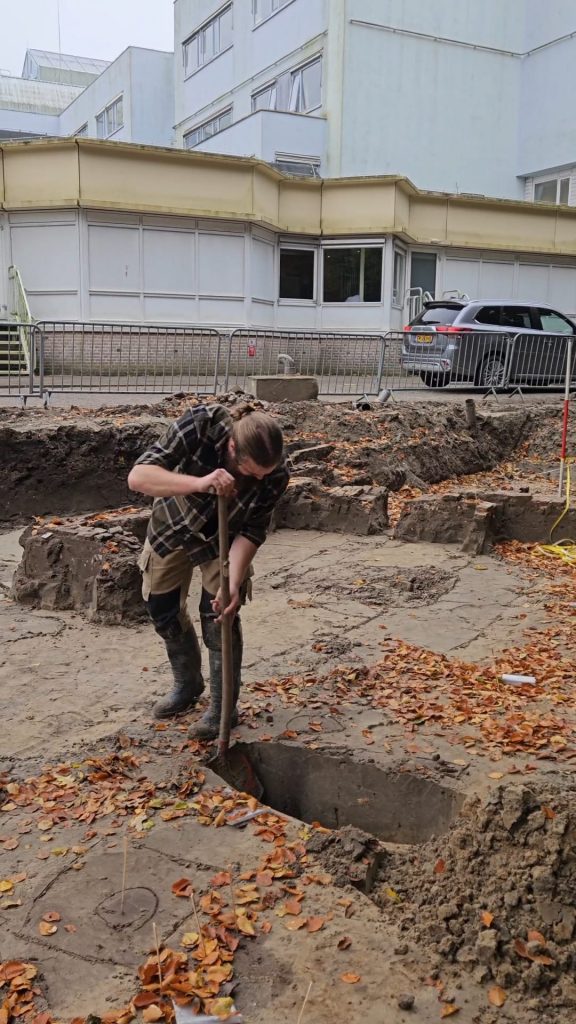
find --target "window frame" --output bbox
[95,95,124,140]
[253,0,296,28]
[183,107,233,150]
[321,244,385,305]
[183,3,233,79]
[74,123,88,137]
[392,247,407,307]
[251,56,322,115]
[533,175,571,205]
[278,244,317,304]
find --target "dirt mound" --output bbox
[374,783,576,1021]
[521,404,576,463]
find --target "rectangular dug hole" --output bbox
[227,742,463,845]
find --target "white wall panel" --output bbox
[10,223,79,293]
[443,259,480,298]
[143,296,199,322]
[479,261,515,299]
[252,238,275,301]
[516,264,550,301]
[198,234,245,295]
[88,226,140,292]
[548,267,576,315]
[143,229,195,294]
[89,293,143,320]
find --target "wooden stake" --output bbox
[228,864,238,934]
[190,892,206,959]
[120,835,128,915]
[296,981,312,1024]
[153,922,163,989]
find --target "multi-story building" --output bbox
[174,0,576,206]
[0,47,174,148]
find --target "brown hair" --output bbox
[230,403,284,468]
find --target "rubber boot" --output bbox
[154,629,205,720]
[189,590,242,741]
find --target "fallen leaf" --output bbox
[11,872,26,884]
[0,881,14,894]
[2,838,19,851]
[337,936,352,951]
[527,930,546,944]
[181,932,200,948]
[261,920,272,934]
[481,911,494,927]
[39,921,58,936]
[440,1006,460,1018]
[64,924,77,934]
[171,877,194,898]
[434,859,446,875]
[42,911,61,923]
[488,986,507,1008]
[306,916,326,933]
[209,999,235,1019]
[211,871,232,888]
[383,887,402,903]
[142,1006,164,1023]
[341,972,361,985]
[236,915,256,937]
[488,772,505,780]
[542,806,556,820]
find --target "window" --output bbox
[475,306,501,327]
[538,309,575,334]
[393,249,406,306]
[254,0,292,24]
[252,57,322,114]
[75,123,88,137]
[96,96,123,139]
[183,5,233,76]
[323,248,383,303]
[499,306,532,330]
[534,177,570,205]
[275,155,320,178]
[280,248,315,300]
[416,305,460,325]
[184,108,233,149]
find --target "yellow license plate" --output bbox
[416,334,433,344]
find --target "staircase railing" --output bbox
[8,265,33,373]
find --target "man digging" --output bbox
[128,402,289,739]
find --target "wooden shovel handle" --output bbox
[217,493,234,757]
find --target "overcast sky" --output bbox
[1,0,174,76]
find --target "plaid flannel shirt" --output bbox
[134,404,290,564]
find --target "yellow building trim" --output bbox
[2,138,576,256]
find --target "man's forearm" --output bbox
[229,535,258,591]
[127,464,199,497]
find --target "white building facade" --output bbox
[174,0,576,204]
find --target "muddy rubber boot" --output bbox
[189,591,242,740]
[154,629,205,720]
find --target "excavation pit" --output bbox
[223,742,464,845]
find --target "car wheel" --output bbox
[420,371,450,388]
[475,352,507,389]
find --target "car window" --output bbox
[538,309,574,335]
[475,306,501,326]
[499,307,533,330]
[413,306,460,325]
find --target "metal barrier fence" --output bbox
[37,321,224,394]
[1,321,575,401]
[381,330,576,394]
[226,328,385,396]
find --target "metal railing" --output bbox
[7,266,34,376]
[37,321,224,394]
[380,330,576,394]
[1,321,574,402]
[226,328,385,396]
[0,323,38,396]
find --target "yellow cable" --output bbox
[536,460,576,567]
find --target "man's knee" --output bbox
[146,587,190,640]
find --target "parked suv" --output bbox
[402,299,575,388]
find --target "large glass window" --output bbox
[183,4,233,76]
[254,0,292,24]
[96,96,123,139]
[252,57,322,114]
[323,248,383,303]
[280,248,315,300]
[534,177,570,205]
[184,108,233,149]
[393,249,406,306]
